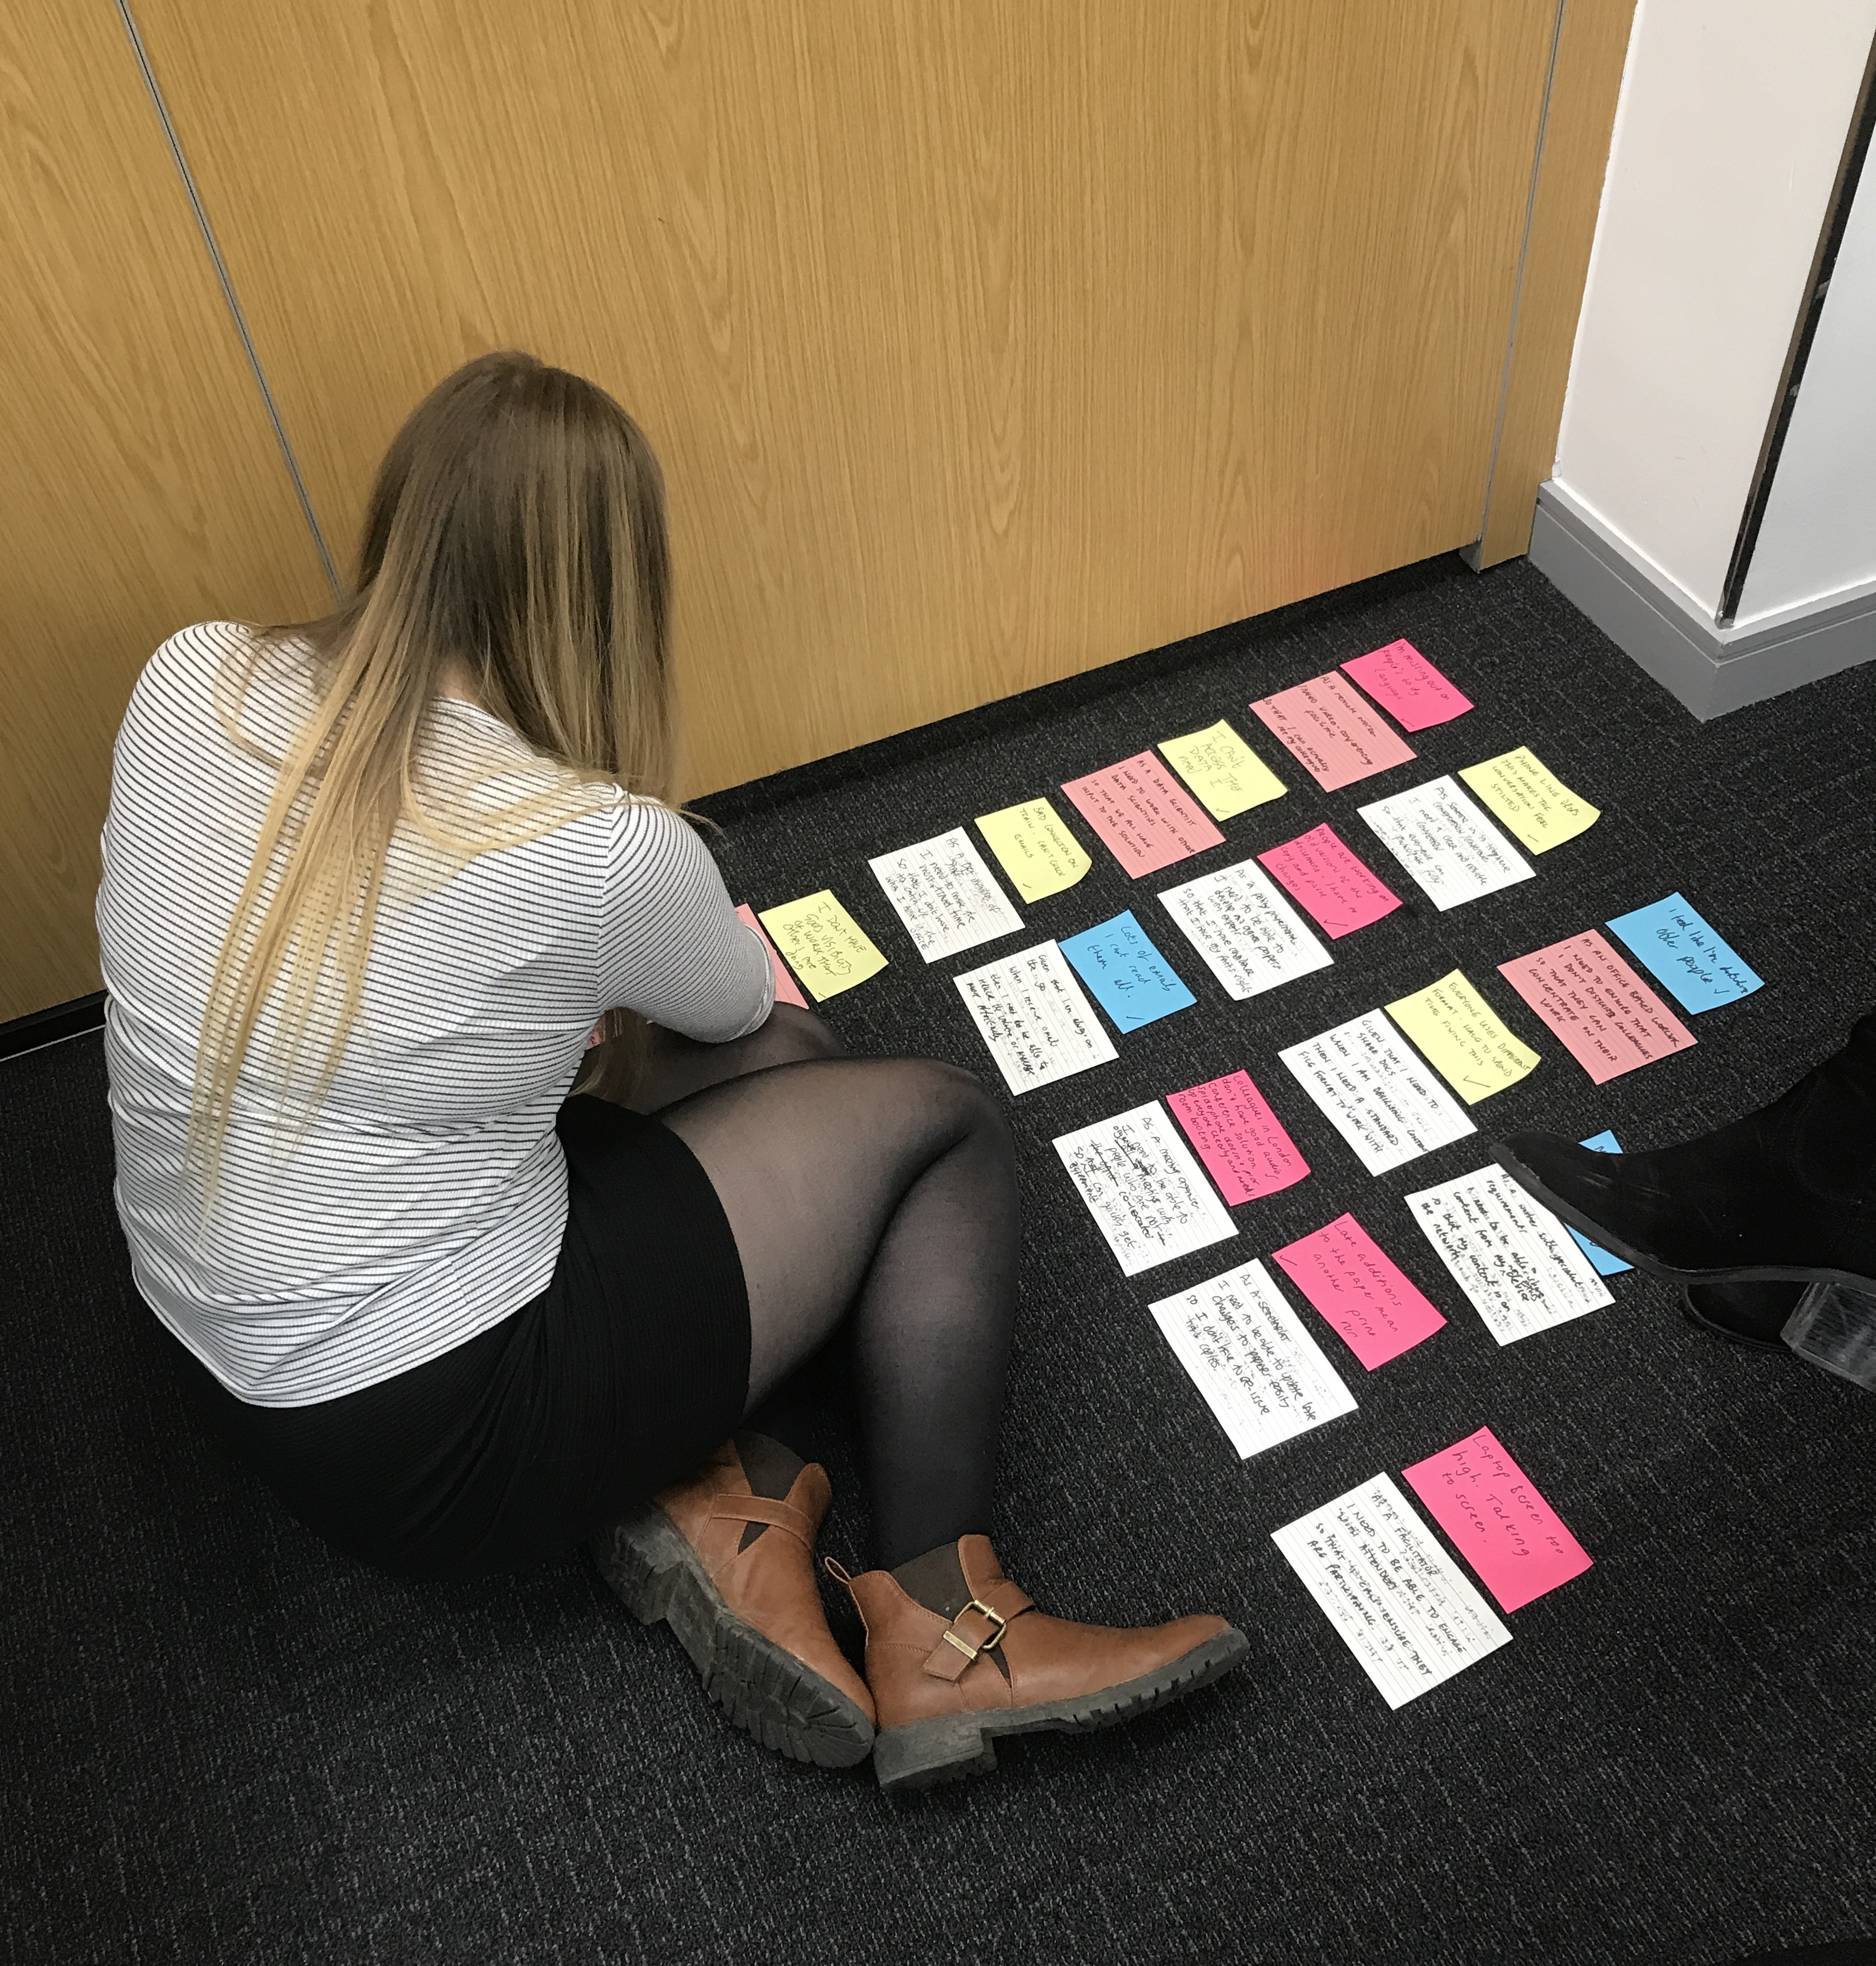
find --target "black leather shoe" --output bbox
[1682,1280,1803,1352]
[1492,1012,1876,1291]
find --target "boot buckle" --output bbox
[941,1597,1008,1662]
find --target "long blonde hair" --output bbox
[190,351,673,1182]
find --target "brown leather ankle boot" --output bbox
[591,1440,875,1768]
[834,1534,1247,1793]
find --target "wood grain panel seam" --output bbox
[115,0,341,599]
[1464,0,1566,563]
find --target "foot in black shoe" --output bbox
[1682,1279,1803,1352]
[1493,1011,1876,1290]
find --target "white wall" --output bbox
[1735,157,1876,624]
[1552,0,1876,619]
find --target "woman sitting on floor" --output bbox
[96,351,1245,1793]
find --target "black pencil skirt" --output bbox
[161,1096,751,1580]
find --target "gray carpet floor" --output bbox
[4,552,1873,1963]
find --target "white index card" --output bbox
[1272,1475,1512,1709]
[868,827,1024,962]
[1277,1009,1475,1175]
[954,940,1118,1095]
[1052,1100,1238,1276]
[1403,1165,1614,1344]
[1156,856,1333,1001]
[1357,776,1535,911]
[1149,1259,1356,1458]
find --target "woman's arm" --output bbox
[596,801,773,1042]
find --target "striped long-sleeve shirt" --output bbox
[97,622,772,1407]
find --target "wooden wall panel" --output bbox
[1473,0,1638,568]
[133,0,1563,798]
[0,3,332,1021]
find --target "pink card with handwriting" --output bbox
[1248,673,1417,791]
[1341,639,1473,731]
[1498,929,1693,1085]
[1257,823,1402,940]
[736,903,810,1009]
[1272,1213,1446,1368]
[1165,1070,1308,1205]
[1403,1425,1592,1612]
[1060,751,1225,878]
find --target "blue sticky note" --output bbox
[1605,893,1763,1014]
[1058,910,1196,1033]
[1568,1130,1632,1275]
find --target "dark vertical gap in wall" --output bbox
[1717,31,1876,626]
[114,0,342,600]
[1461,0,1567,570]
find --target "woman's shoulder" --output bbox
[131,619,314,711]
[133,619,251,698]
[591,798,728,905]
[126,621,317,753]
[502,786,703,883]
[608,791,701,848]
[118,621,243,741]
[520,786,695,862]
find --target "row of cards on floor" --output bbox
[750,638,1616,989]
[746,789,1761,1071]
[755,756,1615,984]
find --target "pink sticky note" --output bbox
[1403,1425,1592,1612]
[1165,1070,1308,1205]
[1340,639,1473,731]
[1060,751,1225,878]
[1498,929,1693,1085]
[1257,823,1402,940]
[736,903,809,1009]
[1248,673,1417,792]
[1272,1213,1446,1369]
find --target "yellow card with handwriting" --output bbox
[1385,969,1540,1104]
[756,891,887,1001]
[973,798,1091,904]
[1156,719,1287,821]
[1458,747,1598,854]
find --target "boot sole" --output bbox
[1488,1145,1876,1296]
[590,1506,875,1770]
[872,1625,1249,1796]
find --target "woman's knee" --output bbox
[751,1002,846,1068]
[899,1058,1013,1154]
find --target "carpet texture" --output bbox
[4,553,1874,1964]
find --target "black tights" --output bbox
[618,1006,1019,1570]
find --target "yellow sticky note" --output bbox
[1458,747,1598,853]
[756,891,887,1001]
[973,798,1091,904]
[1386,968,1540,1105]
[1156,718,1287,821]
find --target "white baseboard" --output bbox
[1527,481,1876,719]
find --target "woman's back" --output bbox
[99,620,768,1407]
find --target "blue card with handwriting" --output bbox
[1058,910,1196,1033]
[1605,893,1762,1013]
